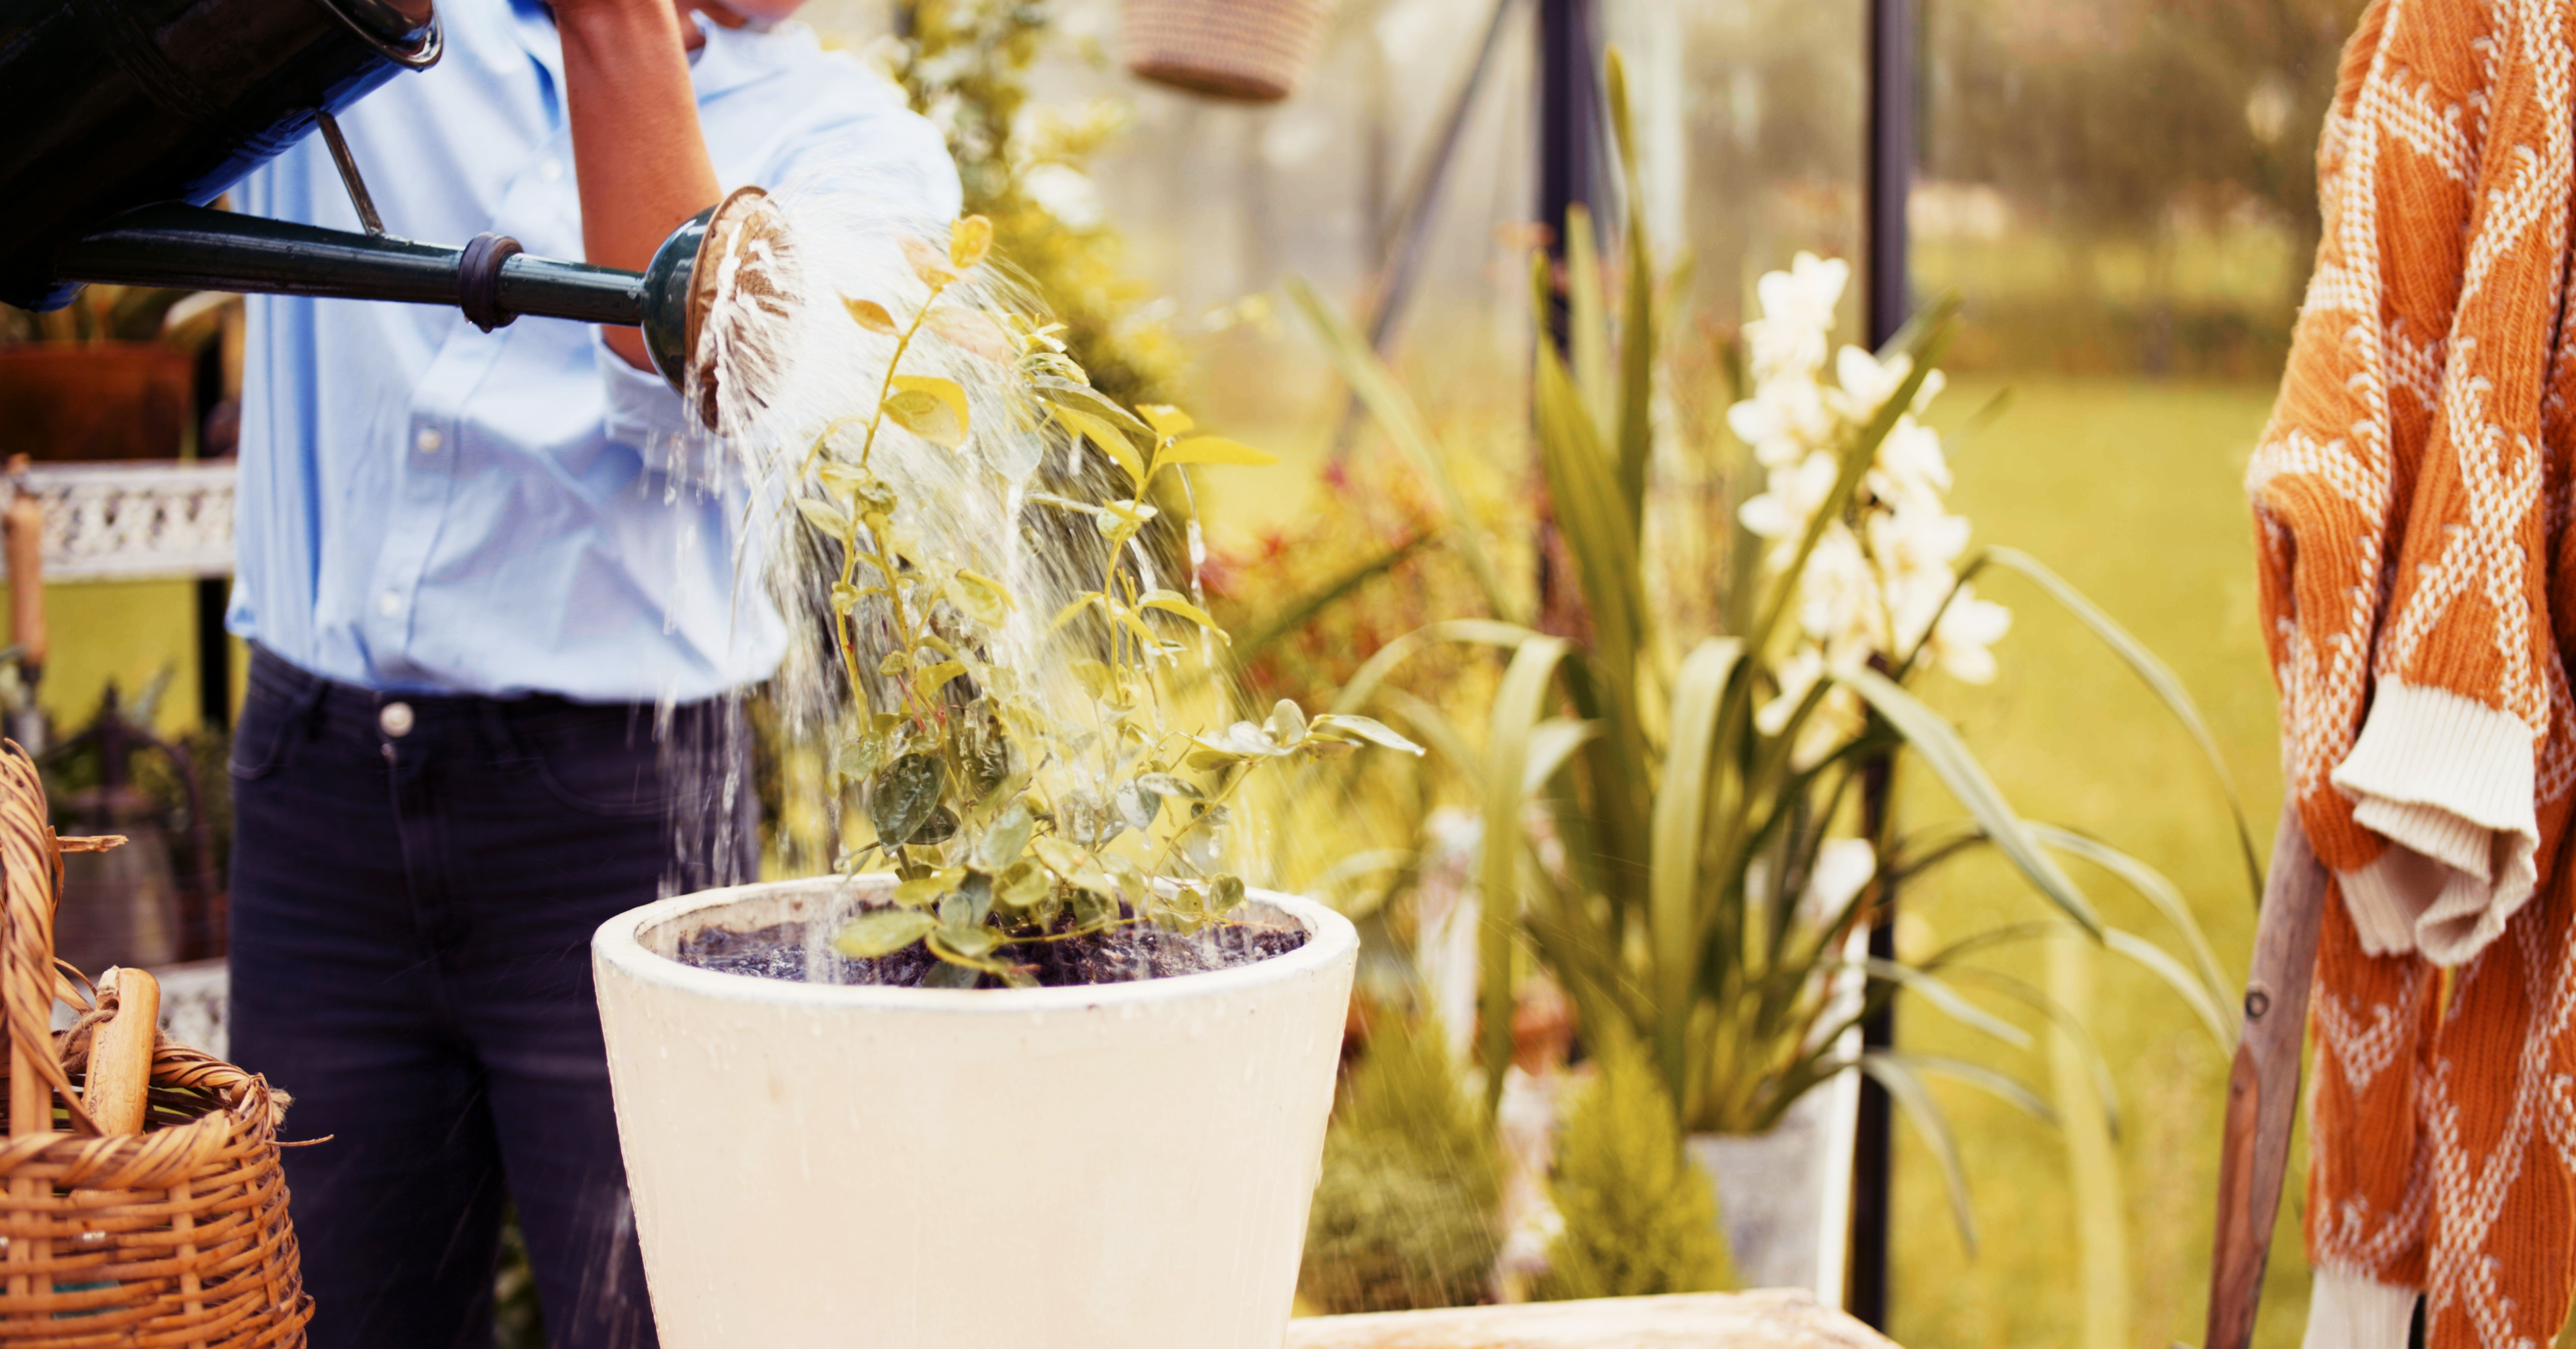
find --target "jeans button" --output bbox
[378,701,415,738]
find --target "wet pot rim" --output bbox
[594,874,1358,1015]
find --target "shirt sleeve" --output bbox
[596,330,732,492]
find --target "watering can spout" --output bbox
[0,0,791,426]
[48,188,776,414]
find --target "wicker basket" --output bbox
[0,743,309,1346]
[1123,0,1334,103]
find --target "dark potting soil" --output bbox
[674,911,1307,989]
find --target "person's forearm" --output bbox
[555,0,720,370]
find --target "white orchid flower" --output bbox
[1832,344,1913,421]
[1926,588,2013,684]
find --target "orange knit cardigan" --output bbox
[2251,0,2576,1344]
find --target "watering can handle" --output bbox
[2203,808,2329,1349]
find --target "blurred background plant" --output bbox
[1533,1036,1732,1302]
[1299,1015,1502,1315]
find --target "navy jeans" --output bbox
[228,648,753,1349]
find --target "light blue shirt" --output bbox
[231,0,959,702]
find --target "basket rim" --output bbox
[593,876,1356,1014]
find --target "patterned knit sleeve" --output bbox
[2323,0,2569,966]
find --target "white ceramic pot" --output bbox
[592,875,1358,1349]
[1685,1067,1861,1302]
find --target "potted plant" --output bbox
[1291,52,2247,1291]
[594,214,1420,1348]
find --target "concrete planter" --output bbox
[593,876,1358,1348]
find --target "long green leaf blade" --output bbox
[1972,545,2265,906]
[1841,665,2102,935]
[1649,638,1739,1102]
[1328,618,1542,717]
[1479,636,1574,1115]
[1857,1050,1980,1254]
[2025,822,2232,1030]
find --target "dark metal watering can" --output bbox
[0,0,765,411]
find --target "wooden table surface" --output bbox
[1285,1290,1900,1348]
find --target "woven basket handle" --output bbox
[0,741,109,1137]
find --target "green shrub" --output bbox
[1535,1038,1733,1301]
[1299,1019,1500,1313]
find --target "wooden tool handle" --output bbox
[2,459,43,674]
[86,968,159,1136]
[2204,810,2331,1349]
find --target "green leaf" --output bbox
[881,389,957,447]
[1306,713,1426,756]
[842,296,898,336]
[1327,619,1543,718]
[1859,957,2032,1048]
[2103,927,2235,1052]
[920,959,979,988]
[1138,590,1229,639]
[948,213,992,270]
[1053,404,1146,487]
[1519,717,1599,795]
[1969,547,2265,907]
[1051,592,1103,632]
[915,660,968,695]
[2025,822,2231,1039]
[949,571,1012,627]
[1156,436,1279,469]
[1479,635,1574,1114]
[1839,666,2101,936]
[1648,638,1739,1099]
[1209,874,1247,913]
[1529,272,1648,699]
[930,923,999,961]
[1285,277,1519,622]
[1137,403,1195,437]
[890,375,970,447]
[833,907,934,958]
[870,753,948,847]
[975,799,1035,872]
[795,496,852,538]
[1562,204,1613,443]
[993,859,1050,909]
[1854,1050,1994,1256]
[1033,377,1152,435]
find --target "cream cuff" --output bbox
[2330,679,2538,966]
[2300,1266,2418,1349]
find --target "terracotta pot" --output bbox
[1123,0,1334,103]
[0,344,194,461]
[593,875,1359,1348]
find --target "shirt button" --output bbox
[415,427,442,453]
[378,701,415,738]
[378,590,403,617]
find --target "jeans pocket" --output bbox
[525,723,672,819]
[229,675,304,781]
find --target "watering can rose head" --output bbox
[778,215,1419,987]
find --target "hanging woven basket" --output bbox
[1123,0,1334,104]
[0,742,310,1346]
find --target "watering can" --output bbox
[0,0,775,420]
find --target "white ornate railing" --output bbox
[13,460,236,582]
